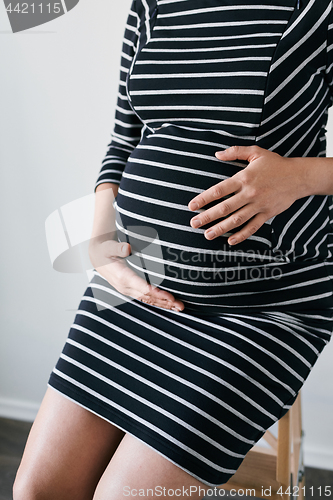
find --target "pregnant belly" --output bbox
[114,126,288,311]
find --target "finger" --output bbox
[139,284,185,311]
[101,254,185,311]
[215,145,263,163]
[190,192,245,228]
[227,213,268,245]
[138,296,184,312]
[203,206,258,240]
[104,240,131,258]
[188,177,240,211]
[92,241,131,269]
[120,272,185,311]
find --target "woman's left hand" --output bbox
[188,146,310,246]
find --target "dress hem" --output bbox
[47,376,235,488]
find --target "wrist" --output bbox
[90,185,118,240]
[95,182,119,197]
[289,157,333,198]
[294,157,315,198]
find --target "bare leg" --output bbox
[13,387,125,500]
[93,433,211,500]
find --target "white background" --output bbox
[0,0,332,470]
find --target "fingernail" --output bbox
[229,238,237,245]
[172,306,181,312]
[121,243,128,253]
[190,202,199,210]
[206,230,216,239]
[192,219,201,228]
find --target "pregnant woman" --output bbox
[14,1,333,499]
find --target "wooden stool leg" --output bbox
[291,393,305,499]
[218,393,305,500]
[277,408,291,492]
[298,471,305,500]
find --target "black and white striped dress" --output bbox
[48,0,333,486]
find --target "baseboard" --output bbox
[304,446,333,471]
[0,397,39,422]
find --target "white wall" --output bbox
[0,0,332,470]
[0,0,132,416]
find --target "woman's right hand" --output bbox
[89,236,184,312]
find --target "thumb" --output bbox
[215,145,261,163]
[104,240,131,258]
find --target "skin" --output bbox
[91,145,333,312]
[14,146,333,499]
[88,182,185,312]
[13,388,208,500]
[189,146,333,245]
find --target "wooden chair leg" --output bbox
[298,470,306,500]
[277,407,291,490]
[218,392,305,500]
[292,394,302,479]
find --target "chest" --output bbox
[128,0,331,142]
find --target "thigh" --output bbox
[93,433,210,500]
[13,387,125,500]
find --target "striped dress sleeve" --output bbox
[326,4,333,96]
[94,1,144,191]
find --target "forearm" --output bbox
[292,156,333,197]
[95,182,119,196]
[90,183,119,242]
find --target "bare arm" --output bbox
[188,146,333,246]
[89,182,125,246]
[296,155,333,196]
[89,183,184,312]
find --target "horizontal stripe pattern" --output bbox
[94,0,333,312]
[49,0,333,488]
[48,271,332,485]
